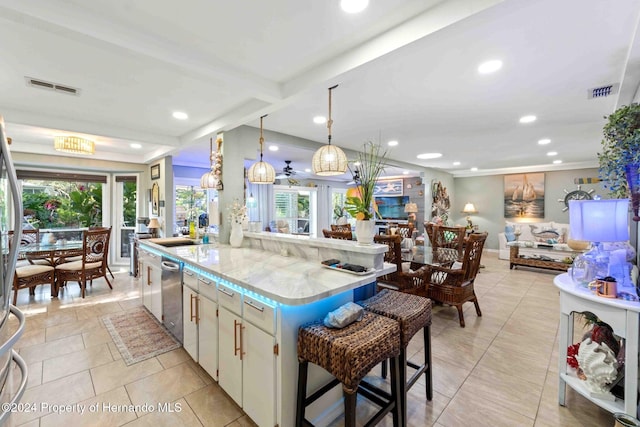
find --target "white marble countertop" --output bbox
[139,241,396,306]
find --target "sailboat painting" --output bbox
[504,173,545,218]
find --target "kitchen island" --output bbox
[138,233,394,427]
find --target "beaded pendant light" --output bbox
[312,85,348,176]
[247,114,276,184]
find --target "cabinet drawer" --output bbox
[218,283,242,314]
[243,295,275,335]
[183,267,198,290]
[198,276,217,301]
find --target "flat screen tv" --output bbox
[375,196,409,220]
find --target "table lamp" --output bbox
[569,198,631,289]
[462,202,478,230]
[147,218,161,238]
[404,203,418,225]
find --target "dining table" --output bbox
[19,240,84,266]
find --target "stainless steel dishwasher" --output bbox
[161,257,183,343]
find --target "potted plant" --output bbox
[344,141,387,244]
[598,103,640,220]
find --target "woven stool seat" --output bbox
[358,289,433,427]
[297,311,400,394]
[296,310,403,426]
[359,289,431,346]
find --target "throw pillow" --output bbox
[504,225,516,242]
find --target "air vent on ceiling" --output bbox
[25,77,80,96]
[587,83,619,99]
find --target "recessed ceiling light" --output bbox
[453,161,461,166]
[304,168,311,173]
[471,167,478,171]
[547,151,558,156]
[478,59,502,74]
[519,115,537,124]
[172,111,188,120]
[387,140,398,147]
[354,161,361,167]
[313,116,326,124]
[416,152,442,160]
[268,145,278,151]
[553,160,562,164]
[341,0,368,13]
[538,138,551,145]
[130,143,142,149]
[402,171,409,175]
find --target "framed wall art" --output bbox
[504,172,545,218]
[151,164,160,180]
[373,179,403,196]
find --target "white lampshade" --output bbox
[312,144,348,176]
[404,203,418,213]
[462,203,478,214]
[569,199,629,242]
[247,160,276,184]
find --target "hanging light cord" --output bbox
[259,114,268,161]
[209,138,214,170]
[327,84,338,145]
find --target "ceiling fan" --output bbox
[275,160,302,179]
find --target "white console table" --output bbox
[555,273,640,417]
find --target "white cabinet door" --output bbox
[242,322,276,427]
[149,263,162,322]
[198,295,218,380]
[141,263,152,311]
[218,307,243,406]
[182,286,198,362]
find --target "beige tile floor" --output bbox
[3,252,618,426]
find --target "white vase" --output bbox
[355,219,375,245]
[229,222,244,248]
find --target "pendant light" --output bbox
[247,114,276,184]
[200,137,218,188]
[312,84,348,176]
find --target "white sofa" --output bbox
[497,221,574,261]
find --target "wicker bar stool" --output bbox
[296,311,403,427]
[358,289,433,426]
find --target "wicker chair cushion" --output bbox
[55,260,102,271]
[358,289,432,346]
[297,311,400,393]
[16,265,54,278]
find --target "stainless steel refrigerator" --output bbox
[0,115,28,425]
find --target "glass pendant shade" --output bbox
[247,160,275,184]
[312,144,348,176]
[248,114,275,184]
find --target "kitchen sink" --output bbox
[148,237,197,247]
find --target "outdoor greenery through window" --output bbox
[175,185,209,234]
[22,180,110,229]
[274,189,311,234]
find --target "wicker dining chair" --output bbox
[425,223,466,265]
[55,227,113,298]
[322,229,353,240]
[8,229,55,304]
[330,224,352,233]
[374,234,428,292]
[422,232,487,327]
[8,229,40,266]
